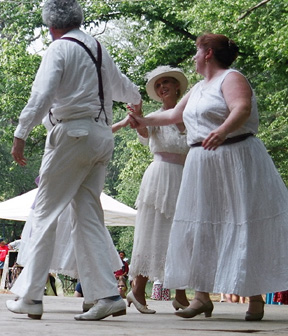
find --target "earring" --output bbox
[205,58,208,64]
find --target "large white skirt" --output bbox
[164,137,288,297]
[129,160,184,281]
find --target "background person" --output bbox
[8,236,22,251]
[0,239,9,279]
[117,278,128,299]
[130,33,288,322]
[114,251,129,281]
[126,66,189,314]
[114,251,129,299]
[6,0,141,321]
[74,282,83,297]
[273,290,288,305]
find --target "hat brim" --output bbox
[146,71,188,102]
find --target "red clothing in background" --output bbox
[114,260,129,279]
[0,245,9,262]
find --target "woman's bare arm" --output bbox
[129,90,191,128]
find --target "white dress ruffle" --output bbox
[129,161,184,281]
[129,111,189,281]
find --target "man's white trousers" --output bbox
[12,118,119,302]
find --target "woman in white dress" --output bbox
[126,66,190,313]
[130,33,288,321]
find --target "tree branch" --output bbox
[86,9,197,41]
[148,14,197,40]
[237,0,272,20]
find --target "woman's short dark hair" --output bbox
[42,0,83,29]
[196,33,239,68]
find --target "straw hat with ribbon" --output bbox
[145,65,188,102]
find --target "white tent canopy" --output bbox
[0,188,136,226]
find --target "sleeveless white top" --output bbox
[183,69,259,146]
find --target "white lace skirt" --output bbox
[129,160,184,281]
[164,137,288,296]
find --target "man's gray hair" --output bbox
[42,0,83,29]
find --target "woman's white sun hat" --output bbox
[145,65,188,102]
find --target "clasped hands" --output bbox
[126,101,146,129]
[126,101,227,150]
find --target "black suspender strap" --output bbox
[61,37,108,125]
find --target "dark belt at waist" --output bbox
[191,133,254,147]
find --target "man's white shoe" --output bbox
[6,298,43,319]
[82,301,94,312]
[75,297,126,321]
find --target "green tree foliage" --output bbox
[0,1,46,198]
[107,226,134,261]
[101,0,288,183]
